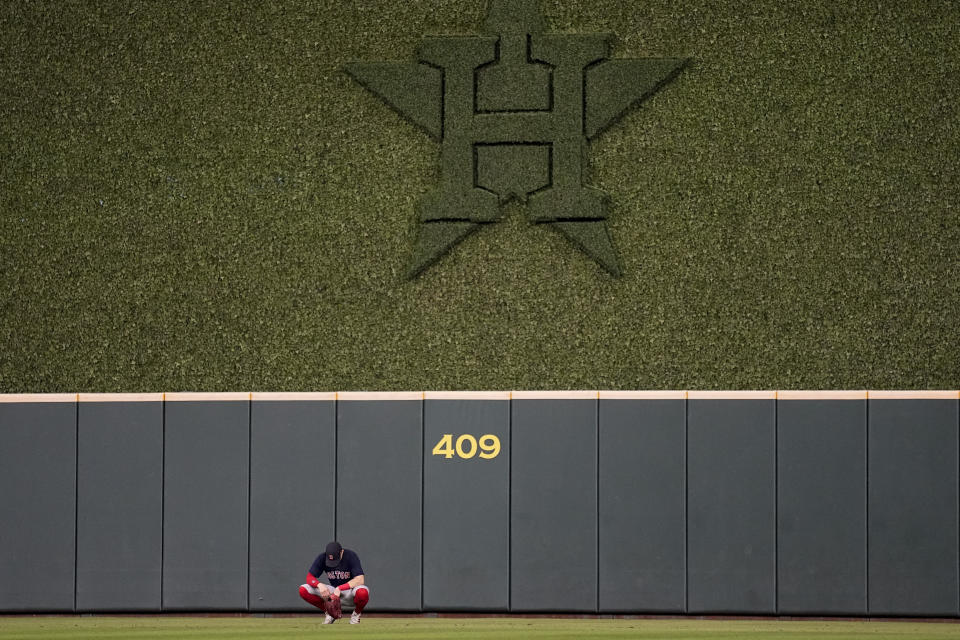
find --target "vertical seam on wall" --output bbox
[595,395,600,614]
[73,399,79,613]
[684,393,689,614]
[246,396,252,612]
[160,395,166,611]
[508,394,513,613]
[774,396,779,615]
[865,395,870,614]
[160,394,167,611]
[333,395,339,541]
[420,396,425,613]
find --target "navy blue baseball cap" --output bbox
[325,541,343,567]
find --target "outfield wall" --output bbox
[1,391,958,616]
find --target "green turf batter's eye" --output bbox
[346,0,688,278]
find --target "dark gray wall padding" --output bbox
[423,398,510,611]
[868,399,959,616]
[777,399,866,614]
[162,400,250,611]
[687,398,776,614]
[598,398,686,612]
[511,398,598,612]
[2,393,959,616]
[336,399,423,611]
[249,400,336,611]
[76,400,163,611]
[0,401,77,611]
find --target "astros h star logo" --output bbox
[346,0,688,278]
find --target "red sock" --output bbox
[299,585,327,611]
[353,587,369,612]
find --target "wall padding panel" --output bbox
[777,399,866,614]
[249,399,336,611]
[598,397,685,613]
[4,391,960,616]
[163,399,250,611]
[868,398,959,616]
[337,398,422,611]
[423,396,510,611]
[0,400,77,611]
[687,398,776,614]
[511,396,597,612]
[76,400,163,611]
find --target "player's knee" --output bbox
[298,585,311,600]
[354,586,369,610]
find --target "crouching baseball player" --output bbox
[298,541,370,625]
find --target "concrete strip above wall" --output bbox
[599,391,686,399]
[0,393,77,402]
[778,391,868,400]
[512,390,598,399]
[868,390,959,399]
[338,391,423,401]
[251,392,336,401]
[688,391,778,399]
[4,391,959,400]
[164,392,250,401]
[424,391,511,400]
[78,393,164,402]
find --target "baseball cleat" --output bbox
[322,614,336,624]
[350,611,361,624]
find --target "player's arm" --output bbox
[306,573,338,599]
[335,574,364,594]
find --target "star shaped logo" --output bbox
[346,0,688,278]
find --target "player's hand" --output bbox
[332,588,341,598]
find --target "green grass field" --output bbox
[2,617,960,640]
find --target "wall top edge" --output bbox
[2,390,958,402]
[778,390,868,400]
[0,393,78,403]
[337,391,424,401]
[512,390,599,399]
[688,391,778,399]
[78,393,164,402]
[165,392,251,401]
[599,390,687,399]
[868,390,960,399]
[424,391,511,400]
[252,392,337,401]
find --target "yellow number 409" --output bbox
[432,434,501,459]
